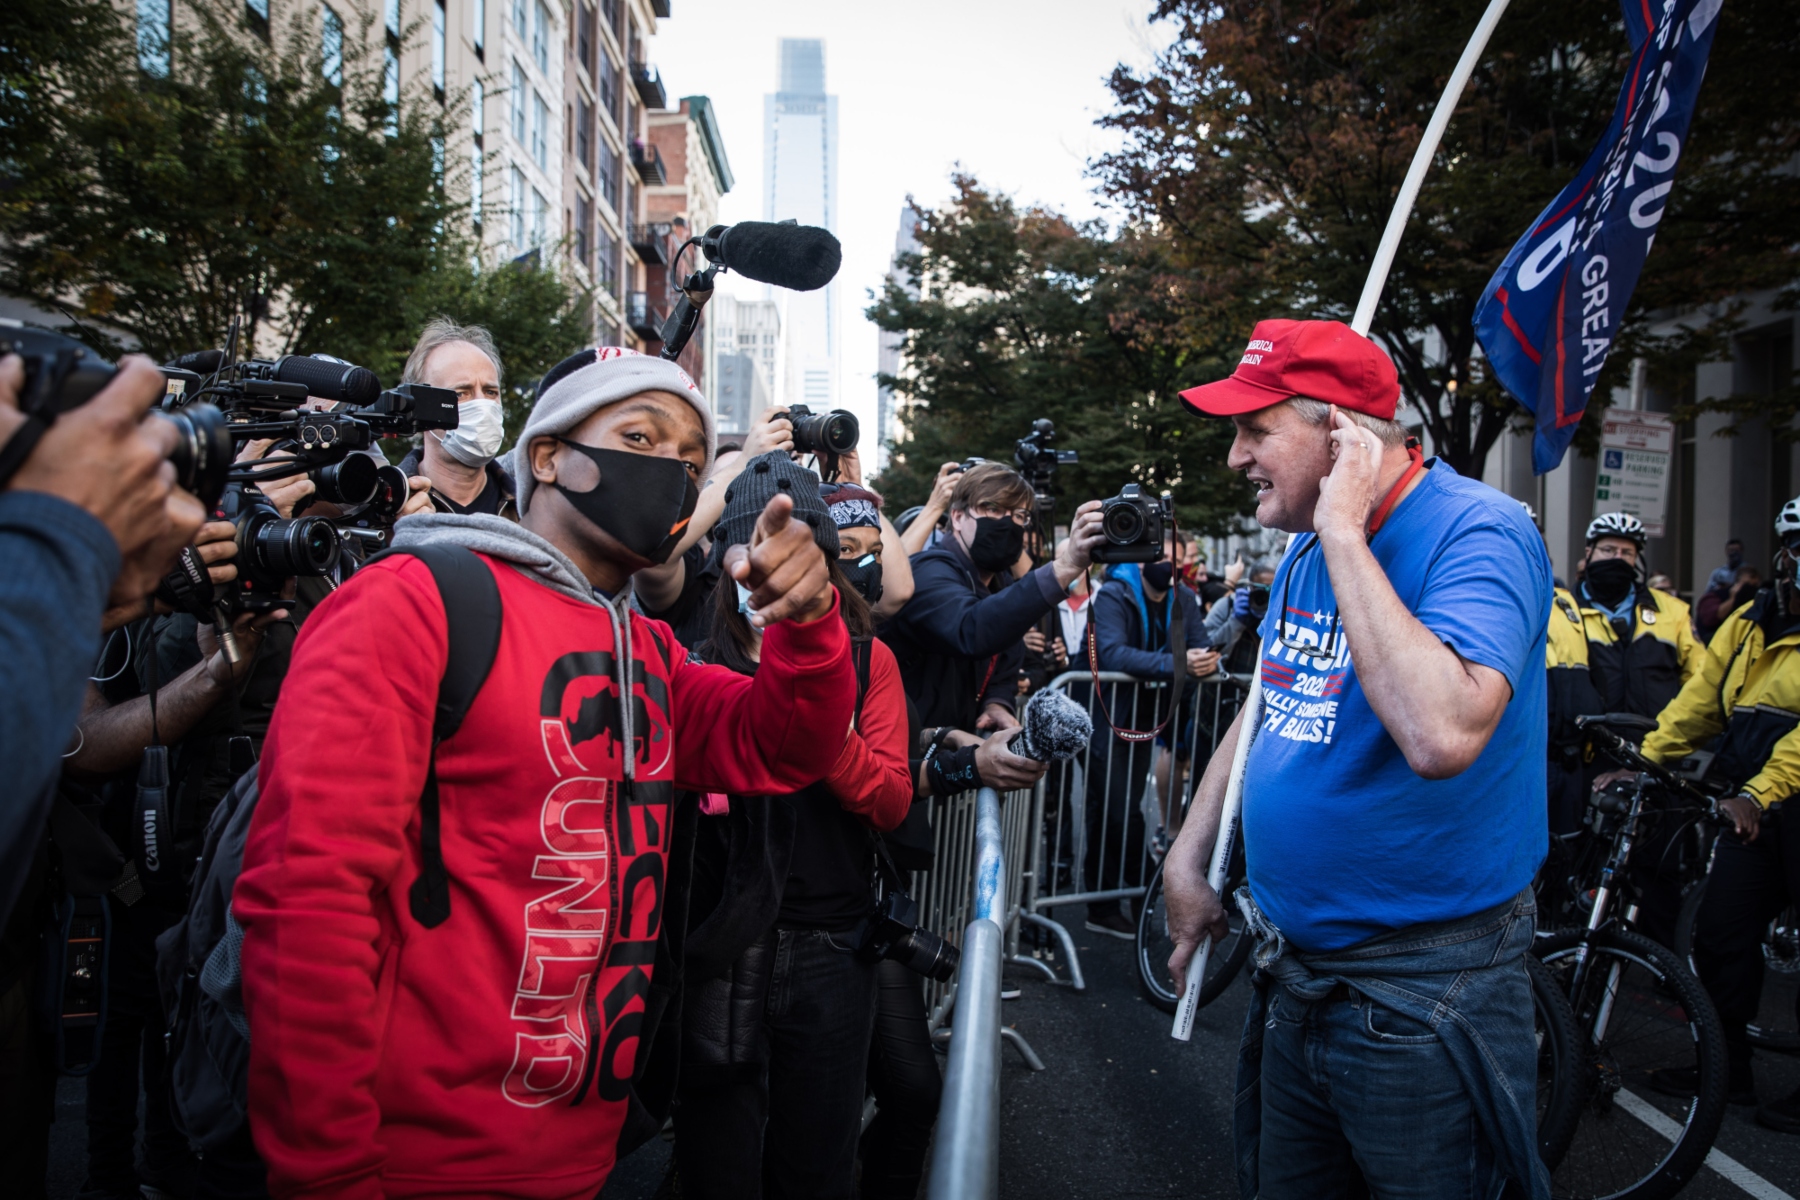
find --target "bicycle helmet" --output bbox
[895,505,926,536]
[1586,512,1646,548]
[1775,495,1800,542]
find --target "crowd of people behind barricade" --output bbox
[6,312,1795,1200]
[0,317,1265,1200]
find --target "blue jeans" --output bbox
[1234,888,1548,1200]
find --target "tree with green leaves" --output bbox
[868,176,1254,536]
[0,0,589,400]
[1096,0,1798,476]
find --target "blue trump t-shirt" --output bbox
[1242,461,1551,952]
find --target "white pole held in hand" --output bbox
[1350,0,1512,337]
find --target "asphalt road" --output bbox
[43,914,1800,1199]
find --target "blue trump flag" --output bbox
[1474,0,1721,474]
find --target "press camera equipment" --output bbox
[1013,419,1078,491]
[0,321,233,505]
[1243,580,1271,619]
[785,402,859,483]
[1092,483,1172,564]
[655,220,843,368]
[856,890,959,982]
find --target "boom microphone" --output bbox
[272,354,381,406]
[700,221,842,292]
[163,349,225,376]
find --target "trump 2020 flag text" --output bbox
[1474,0,1722,474]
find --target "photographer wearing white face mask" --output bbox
[396,318,517,518]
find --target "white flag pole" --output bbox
[1351,0,1513,337]
[1172,0,1512,1041]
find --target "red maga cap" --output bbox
[1179,319,1400,420]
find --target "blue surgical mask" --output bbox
[736,581,755,616]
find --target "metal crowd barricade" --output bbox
[1021,670,1247,989]
[924,787,1005,1200]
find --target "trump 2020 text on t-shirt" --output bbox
[1242,462,1552,952]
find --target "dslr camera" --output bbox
[0,321,233,506]
[1092,483,1171,564]
[785,403,858,483]
[856,890,959,982]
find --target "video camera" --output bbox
[1092,483,1172,564]
[1013,419,1077,492]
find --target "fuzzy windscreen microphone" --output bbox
[1013,687,1093,762]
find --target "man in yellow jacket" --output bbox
[1632,498,1800,1133]
[1546,513,1708,835]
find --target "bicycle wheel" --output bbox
[1136,855,1252,1014]
[1673,882,1798,1053]
[1534,927,1728,1200]
[1530,953,1587,1173]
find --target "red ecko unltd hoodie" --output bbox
[235,533,855,1200]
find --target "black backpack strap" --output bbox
[851,638,872,733]
[365,545,503,927]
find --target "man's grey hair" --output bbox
[402,317,504,390]
[1287,397,1408,449]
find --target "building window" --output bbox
[578,2,595,77]
[575,196,591,265]
[472,0,485,58]
[512,0,525,38]
[597,226,618,296]
[320,4,343,84]
[531,90,548,170]
[471,143,483,231]
[385,0,399,38]
[511,61,526,142]
[575,101,592,173]
[471,77,484,138]
[510,167,525,248]
[431,0,446,98]
[532,1,550,73]
[597,145,619,212]
[601,0,619,37]
[138,0,172,75]
[529,186,547,247]
[598,52,620,127]
[246,0,269,31]
[383,43,399,133]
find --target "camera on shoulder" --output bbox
[1092,483,1171,564]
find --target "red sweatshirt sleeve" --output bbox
[822,638,911,832]
[235,558,446,1200]
[668,589,856,795]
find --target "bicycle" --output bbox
[1534,714,1730,1200]
[1135,837,1251,1014]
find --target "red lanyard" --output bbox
[1367,441,1426,536]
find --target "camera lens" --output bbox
[791,406,860,456]
[891,928,960,982]
[157,401,232,510]
[365,463,412,521]
[310,453,380,506]
[1103,501,1145,545]
[248,512,341,578]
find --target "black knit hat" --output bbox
[713,452,839,558]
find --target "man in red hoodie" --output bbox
[235,347,856,1200]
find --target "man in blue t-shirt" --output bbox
[1163,319,1553,1200]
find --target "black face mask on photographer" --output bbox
[841,552,884,606]
[1142,560,1175,592]
[964,514,1025,575]
[555,437,697,565]
[1584,556,1637,609]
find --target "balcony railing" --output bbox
[625,291,665,340]
[630,222,673,265]
[630,139,666,186]
[631,61,666,109]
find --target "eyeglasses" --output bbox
[970,503,1032,526]
[1274,535,1341,663]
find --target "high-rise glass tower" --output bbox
[762,38,838,409]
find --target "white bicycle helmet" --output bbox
[1776,495,1800,541]
[1586,511,1646,548]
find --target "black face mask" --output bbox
[554,438,697,565]
[1584,557,1637,608]
[1142,560,1175,591]
[840,552,884,606]
[967,515,1025,574]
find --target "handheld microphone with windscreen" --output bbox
[1012,687,1093,763]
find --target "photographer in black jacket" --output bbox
[882,463,1103,748]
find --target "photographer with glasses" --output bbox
[882,463,1103,747]
[1205,563,1275,674]
[1162,319,1553,1200]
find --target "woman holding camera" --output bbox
[672,454,912,1200]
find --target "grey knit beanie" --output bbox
[510,346,716,516]
[712,452,838,558]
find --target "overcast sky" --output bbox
[652,0,1162,448]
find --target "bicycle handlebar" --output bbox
[1578,717,1718,817]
